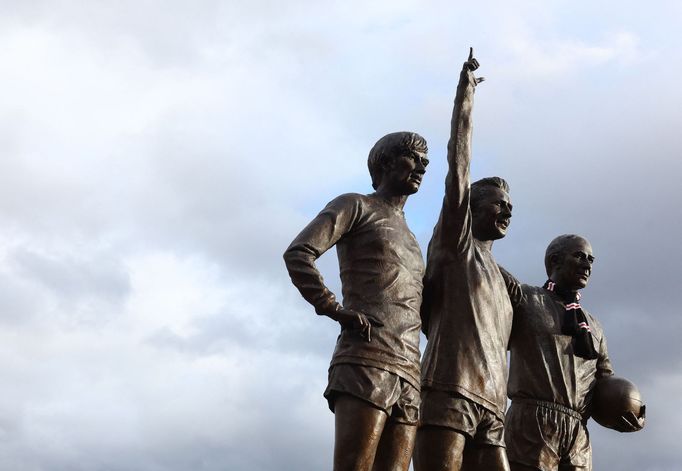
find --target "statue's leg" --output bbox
[371,421,416,471]
[333,394,388,471]
[462,444,510,471]
[413,425,467,471]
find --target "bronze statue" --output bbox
[414,49,513,471]
[500,234,645,471]
[283,132,429,471]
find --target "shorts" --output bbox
[505,399,591,471]
[419,388,505,447]
[323,364,420,425]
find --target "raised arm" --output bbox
[429,48,484,257]
[283,195,380,340]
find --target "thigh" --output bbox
[505,403,560,471]
[325,365,402,415]
[413,425,467,471]
[472,402,506,448]
[562,419,591,470]
[372,421,416,471]
[419,389,478,438]
[388,377,420,426]
[462,444,510,471]
[334,394,388,471]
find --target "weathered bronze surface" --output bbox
[500,235,645,470]
[283,49,645,471]
[414,49,512,471]
[284,132,429,470]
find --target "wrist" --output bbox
[314,293,341,316]
[318,302,342,319]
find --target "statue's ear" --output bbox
[470,198,480,217]
[548,253,562,274]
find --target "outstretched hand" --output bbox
[328,307,383,342]
[464,47,485,85]
[614,405,646,433]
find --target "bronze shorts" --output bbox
[419,389,505,447]
[505,399,591,470]
[324,364,420,425]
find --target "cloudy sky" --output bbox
[0,1,680,470]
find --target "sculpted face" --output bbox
[550,237,594,291]
[472,186,512,241]
[382,151,429,195]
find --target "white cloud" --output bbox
[497,28,642,79]
[0,1,679,469]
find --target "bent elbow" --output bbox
[283,246,297,268]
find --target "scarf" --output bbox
[543,280,599,360]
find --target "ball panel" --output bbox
[590,376,643,430]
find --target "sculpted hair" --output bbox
[470,177,509,210]
[544,234,588,277]
[368,132,428,190]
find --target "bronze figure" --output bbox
[414,49,513,471]
[283,132,429,471]
[500,234,645,471]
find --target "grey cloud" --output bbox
[146,273,341,361]
[0,1,680,470]
[8,247,130,307]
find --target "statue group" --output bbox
[283,49,645,471]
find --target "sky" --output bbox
[0,1,680,470]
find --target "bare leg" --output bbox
[462,444,510,471]
[413,425,467,471]
[334,394,388,471]
[371,421,416,471]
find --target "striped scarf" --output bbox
[543,280,599,360]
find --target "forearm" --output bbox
[283,195,358,316]
[283,246,341,315]
[596,356,614,378]
[433,65,478,247]
[446,66,477,182]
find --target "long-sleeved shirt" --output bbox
[283,192,425,387]
[420,67,513,419]
[502,274,614,414]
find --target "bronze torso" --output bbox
[507,284,614,413]
[285,192,424,387]
[421,237,513,418]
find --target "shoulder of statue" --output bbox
[331,192,364,203]
[521,283,537,294]
[514,283,542,306]
[323,192,366,210]
[533,285,561,305]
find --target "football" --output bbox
[591,376,644,430]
